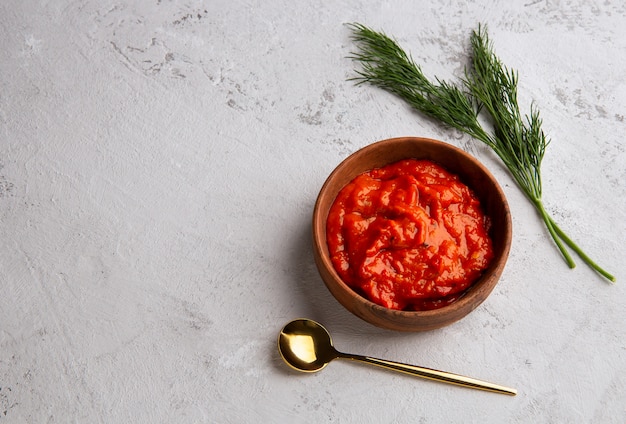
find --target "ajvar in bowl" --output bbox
[312,137,512,331]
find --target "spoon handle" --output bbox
[341,354,516,396]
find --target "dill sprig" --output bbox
[348,23,488,142]
[348,22,615,282]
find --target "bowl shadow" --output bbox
[285,213,361,327]
[285,211,436,342]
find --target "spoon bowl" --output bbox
[278,319,517,396]
[278,319,338,372]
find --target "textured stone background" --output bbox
[1,0,625,422]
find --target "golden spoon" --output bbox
[278,319,516,396]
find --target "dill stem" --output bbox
[548,217,617,282]
[530,198,576,269]
[531,196,616,281]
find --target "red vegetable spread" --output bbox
[326,159,494,311]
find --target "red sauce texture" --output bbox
[326,159,494,311]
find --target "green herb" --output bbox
[348,23,615,282]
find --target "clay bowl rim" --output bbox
[312,136,512,330]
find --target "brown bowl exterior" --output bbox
[312,137,512,331]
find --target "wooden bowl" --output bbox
[312,137,512,331]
